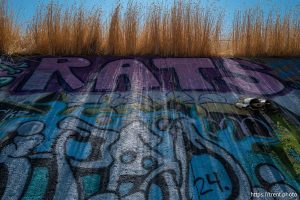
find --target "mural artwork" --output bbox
[0,56,299,199]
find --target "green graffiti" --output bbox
[276,122,300,176]
[22,167,49,200]
[0,62,27,75]
[0,76,14,87]
[82,174,101,197]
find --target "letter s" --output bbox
[222,58,284,95]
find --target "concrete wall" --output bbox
[0,56,299,199]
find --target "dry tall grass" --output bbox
[138,2,222,56]
[0,1,300,57]
[27,3,103,55]
[24,1,222,56]
[232,9,300,57]
[0,0,20,54]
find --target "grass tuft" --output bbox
[231,9,300,57]
[0,1,299,57]
[0,0,20,55]
[26,3,103,55]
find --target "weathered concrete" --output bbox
[0,56,299,199]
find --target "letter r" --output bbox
[21,57,90,91]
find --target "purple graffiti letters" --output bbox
[95,59,160,91]
[221,58,284,94]
[154,58,214,90]
[22,57,91,91]
[16,57,285,95]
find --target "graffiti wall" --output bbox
[0,56,299,200]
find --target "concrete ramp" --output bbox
[0,56,299,199]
